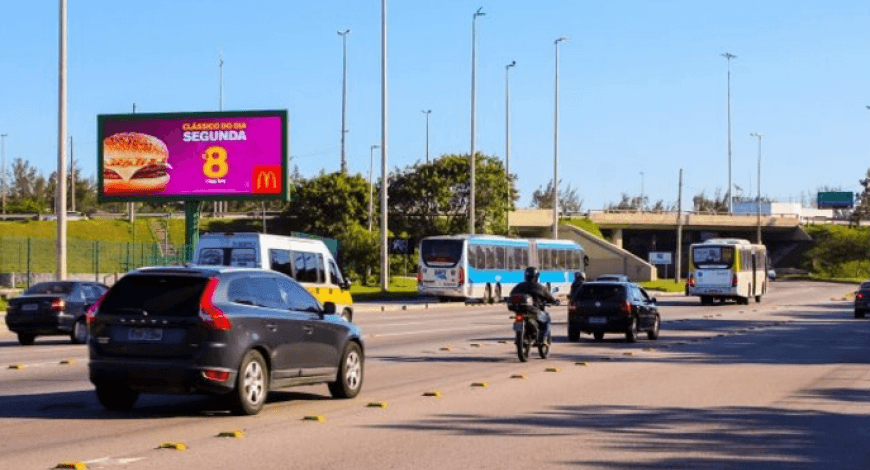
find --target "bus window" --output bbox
[496,246,506,270]
[270,249,294,278]
[485,246,495,270]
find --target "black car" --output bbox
[5,281,108,345]
[595,274,630,282]
[87,265,364,415]
[854,282,870,319]
[567,281,660,343]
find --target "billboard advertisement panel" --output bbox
[817,191,854,209]
[97,110,288,202]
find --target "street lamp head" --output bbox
[371,144,380,150]
[338,29,351,36]
[474,6,485,17]
[555,36,568,45]
[721,52,737,60]
[422,109,431,115]
[507,60,516,68]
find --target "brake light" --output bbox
[515,314,524,322]
[858,293,865,301]
[199,277,231,331]
[732,274,738,287]
[203,370,230,382]
[458,267,465,286]
[568,300,576,313]
[50,298,66,312]
[686,275,695,287]
[86,292,108,324]
[417,270,422,283]
[620,300,631,316]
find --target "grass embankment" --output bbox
[560,218,604,239]
[639,280,686,293]
[350,277,418,301]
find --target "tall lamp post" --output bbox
[57,0,68,280]
[368,144,380,231]
[750,133,763,243]
[422,110,431,163]
[721,52,736,213]
[505,60,516,229]
[639,171,645,212]
[338,29,351,174]
[552,36,567,239]
[380,0,389,291]
[469,6,485,235]
[0,133,7,217]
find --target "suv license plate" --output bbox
[22,304,38,311]
[589,317,607,325]
[129,328,163,341]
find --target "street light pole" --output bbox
[57,0,68,280]
[0,133,7,217]
[639,171,645,212]
[368,144,379,231]
[553,36,567,239]
[751,133,763,243]
[380,0,389,291]
[338,29,351,175]
[422,110,431,163]
[505,60,515,230]
[469,6,484,235]
[721,52,736,214]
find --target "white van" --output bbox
[193,232,354,322]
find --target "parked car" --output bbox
[87,265,364,415]
[854,281,870,319]
[5,281,108,345]
[595,274,630,282]
[567,281,660,343]
[768,269,777,281]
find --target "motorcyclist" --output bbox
[509,267,558,344]
[569,271,585,299]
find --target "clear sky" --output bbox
[2,0,870,211]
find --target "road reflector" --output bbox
[217,430,245,438]
[575,362,588,366]
[470,343,481,348]
[498,340,507,344]
[367,402,388,408]
[439,346,452,351]
[545,367,561,373]
[643,348,652,352]
[303,415,326,422]
[59,359,76,365]
[8,364,25,369]
[157,443,187,451]
[471,382,488,387]
[54,463,87,470]
[510,374,527,380]
[623,352,633,356]
[423,391,443,397]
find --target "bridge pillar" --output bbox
[613,229,623,248]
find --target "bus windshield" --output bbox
[692,245,734,268]
[420,239,463,267]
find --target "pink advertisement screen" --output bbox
[98,110,287,202]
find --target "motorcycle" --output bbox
[508,293,556,362]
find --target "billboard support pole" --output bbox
[184,201,201,262]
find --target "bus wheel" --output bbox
[755,295,762,303]
[484,284,493,304]
[495,284,502,303]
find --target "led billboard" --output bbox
[97,110,288,202]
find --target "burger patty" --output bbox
[131,165,168,179]
[103,168,122,179]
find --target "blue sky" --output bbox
[2,0,870,210]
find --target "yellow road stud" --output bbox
[471,382,488,387]
[54,463,87,470]
[544,367,561,373]
[157,443,187,451]
[498,340,507,344]
[367,402,388,408]
[217,430,245,438]
[303,415,326,422]
[59,359,76,365]
[8,364,25,369]
[439,346,452,351]
[623,352,634,356]
[510,374,527,380]
[643,348,652,352]
[575,362,588,366]
[423,391,443,397]
[470,343,481,348]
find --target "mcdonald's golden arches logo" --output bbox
[252,166,282,194]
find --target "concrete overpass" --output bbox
[509,210,813,281]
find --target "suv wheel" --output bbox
[17,333,35,346]
[95,382,139,411]
[625,316,638,343]
[232,350,268,415]
[71,318,88,344]
[647,315,660,340]
[329,342,363,399]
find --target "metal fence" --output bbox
[0,237,191,286]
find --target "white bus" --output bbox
[686,238,768,305]
[417,234,585,303]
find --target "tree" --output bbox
[692,189,728,213]
[8,158,50,213]
[283,171,370,237]
[852,171,870,225]
[530,179,583,214]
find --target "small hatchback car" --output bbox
[5,281,108,345]
[568,281,661,343]
[87,266,364,415]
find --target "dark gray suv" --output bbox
[87,266,364,415]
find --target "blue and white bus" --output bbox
[417,234,586,302]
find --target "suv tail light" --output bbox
[199,277,231,331]
[515,314,524,322]
[50,298,66,312]
[417,269,422,283]
[619,300,631,316]
[203,370,230,382]
[732,274,738,287]
[568,300,576,313]
[458,267,465,286]
[86,292,108,324]
[858,292,865,301]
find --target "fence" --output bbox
[0,237,191,287]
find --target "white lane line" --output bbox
[365,325,480,338]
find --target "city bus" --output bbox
[686,238,768,305]
[417,234,586,302]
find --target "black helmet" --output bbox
[574,271,585,281]
[524,267,540,283]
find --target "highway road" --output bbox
[0,280,868,469]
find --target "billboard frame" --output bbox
[97,109,289,204]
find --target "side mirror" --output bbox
[583,255,590,267]
[340,280,351,291]
[322,301,337,315]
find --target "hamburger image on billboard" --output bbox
[102,132,171,195]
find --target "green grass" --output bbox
[639,280,687,293]
[350,277,419,300]
[561,218,604,239]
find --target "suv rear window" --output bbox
[25,282,73,295]
[99,275,209,318]
[576,284,625,302]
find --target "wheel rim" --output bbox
[243,360,265,405]
[74,321,87,343]
[344,351,362,390]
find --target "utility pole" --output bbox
[676,169,683,283]
[469,7,484,235]
[0,133,7,217]
[751,133,763,243]
[338,29,351,174]
[380,0,389,291]
[129,103,136,223]
[69,135,74,212]
[553,36,567,239]
[57,0,68,280]
[721,52,736,213]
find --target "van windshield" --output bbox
[197,248,257,268]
